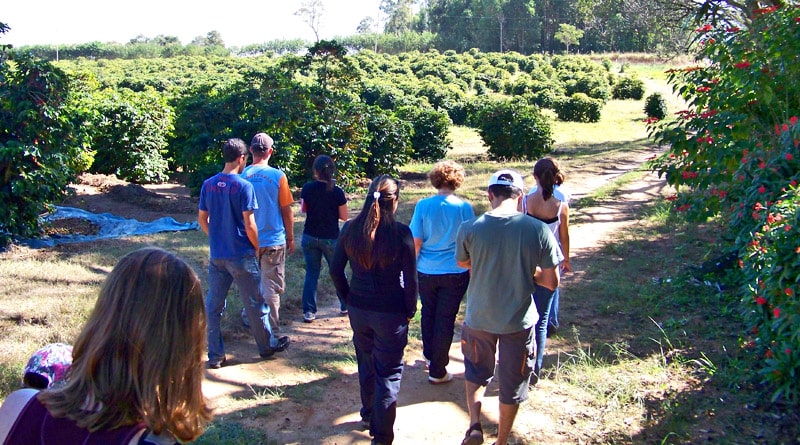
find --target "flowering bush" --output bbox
[647,6,800,402]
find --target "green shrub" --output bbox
[612,76,645,100]
[88,87,173,183]
[644,92,668,120]
[601,58,613,71]
[554,93,603,123]
[475,97,554,161]
[0,53,77,244]
[395,105,452,162]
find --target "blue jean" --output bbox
[418,271,469,379]
[302,234,345,313]
[205,255,277,363]
[548,288,560,328]
[348,306,408,445]
[532,284,556,379]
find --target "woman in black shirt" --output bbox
[330,175,417,445]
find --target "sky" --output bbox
[2,0,383,48]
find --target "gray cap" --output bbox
[250,133,274,151]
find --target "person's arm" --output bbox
[280,204,295,254]
[243,210,260,253]
[413,237,423,257]
[0,388,38,442]
[329,229,350,302]
[534,266,559,291]
[401,227,419,320]
[197,210,209,235]
[338,204,349,221]
[559,203,571,273]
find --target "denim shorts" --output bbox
[461,324,535,405]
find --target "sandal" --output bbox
[461,422,484,445]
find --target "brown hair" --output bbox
[38,248,211,442]
[428,160,466,190]
[340,175,401,269]
[313,155,337,192]
[533,157,565,200]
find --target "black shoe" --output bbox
[260,336,290,358]
[274,336,290,352]
[206,357,227,369]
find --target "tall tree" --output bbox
[295,0,326,42]
[382,0,416,34]
[554,23,584,52]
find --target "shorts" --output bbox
[461,324,535,405]
[258,245,286,296]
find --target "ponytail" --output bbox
[312,155,336,192]
[341,175,400,270]
[533,158,565,201]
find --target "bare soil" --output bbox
[49,154,790,444]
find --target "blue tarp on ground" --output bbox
[20,206,198,248]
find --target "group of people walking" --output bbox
[330,158,572,445]
[0,132,572,445]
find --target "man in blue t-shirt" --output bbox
[198,138,289,369]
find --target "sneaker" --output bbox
[339,309,349,315]
[259,336,290,358]
[206,357,227,369]
[423,354,431,369]
[274,336,290,352]
[428,372,453,384]
[303,312,316,323]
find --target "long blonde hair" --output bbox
[39,248,211,442]
[340,174,401,269]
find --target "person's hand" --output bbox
[286,238,295,255]
[560,259,572,274]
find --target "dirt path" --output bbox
[193,152,670,444]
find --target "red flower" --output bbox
[759,161,767,169]
[786,224,793,232]
[791,116,798,125]
[786,153,794,161]
[791,180,798,187]
[718,190,727,198]
[758,185,767,193]
[782,123,790,132]
[756,296,768,305]
[665,195,678,202]
[734,61,751,69]
[786,348,792,355]
[695,23,713,32]
[697,86,711,93]
[774,307,781,318]
[726,26,740,32]
[785,288,794,296]
[766,349,773,358]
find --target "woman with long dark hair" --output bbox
[300,155,349,322]
[330,175,417,445]
[524,157,571,385]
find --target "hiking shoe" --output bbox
[206,357,227,369]
[274,336,290,352]
[428,372,453,384]
[303,312,316,323]
[259,336,290,359]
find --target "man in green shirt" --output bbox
[455,169,560,445]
